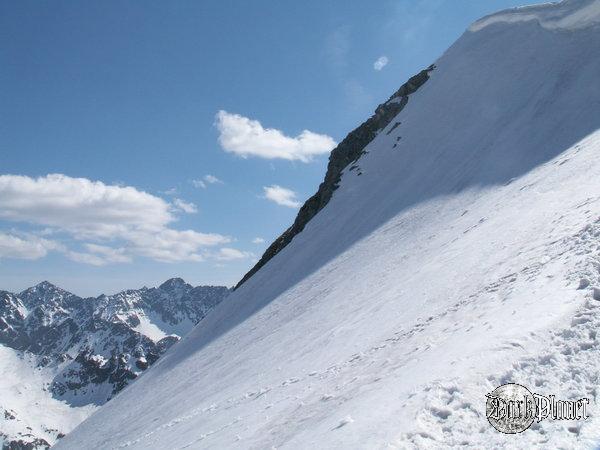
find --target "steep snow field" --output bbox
[57,0,600,448]
[0,346,95,448]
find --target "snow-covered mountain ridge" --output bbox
[0,279,230,449]
[471,0,600,31]
[58,0,600,448]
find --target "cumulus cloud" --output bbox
[215,111,336,162]
[263,185,302,208]
[173,198,198,214]
[191,174,223,189]
[0,174,229,264]
[0,232,60,260]
[252,237,265,244]
[0,174,172,237]
[373,56,389,71]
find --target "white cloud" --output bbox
[0,174,229,264]
[373,56,389,71]
[0,230,131,266]
[126,228,228,263]
[0,174,171,237]
[161,187,178,195]
[213,247,254,261]
[191,175,223,189]
[215,111,336,163]
[65,250,109,266]
[84,243,131,264]
[173,198,198,214]
[252,237,265,244]
[263,185,302,208]
[204,174,222,184]
[0,232,59,260]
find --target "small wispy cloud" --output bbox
[161,187,178,195]
[252,237,265,244]
[213,247,254,261]
[66,244,131,266]
[373,56,389,71]
[215,111,336,163]
[192,174,223,189]
[381,0,442,51]
[323,27,373,111]
[324,27,350,71]
[263,185,301,208]
[204,174,222,185]
[0,230,132,266]
[84,243,132,263]
[173,198,198,214]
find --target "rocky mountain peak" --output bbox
[35,280,58,290]
[158,277,190,292]
[18,281,74,309]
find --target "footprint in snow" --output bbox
[333,416,354,430]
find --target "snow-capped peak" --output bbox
[18,281,76,310]
[23,280,63,295]
[20,280,70,297]
[34,280,56,289]
[158,277,190,292]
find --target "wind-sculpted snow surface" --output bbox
[57,0,600,448]
[470,0,600,31]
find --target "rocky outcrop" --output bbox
[2,436,51,450]
[0,292,29,350]
[235,65,435,289]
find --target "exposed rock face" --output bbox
[1,437,51,450]
[235,65,435,289]
[0,292,29,350]
[0,279,230,449]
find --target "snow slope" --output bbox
[57,0,600,448]
[0,346,95,449]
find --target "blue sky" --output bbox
[0,0,540,296]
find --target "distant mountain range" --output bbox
[0,278,230,449]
